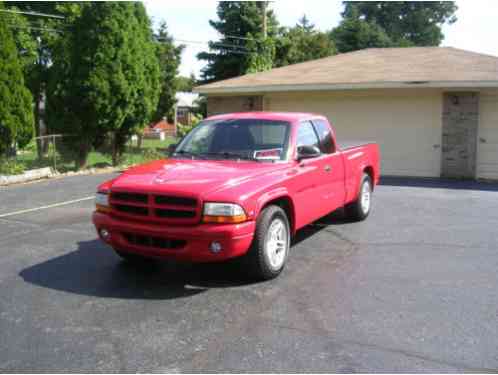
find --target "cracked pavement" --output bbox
[0,174,497,372]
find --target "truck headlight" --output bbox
[95,191,110,213]
[203,202,247,224]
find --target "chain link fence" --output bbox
[1,133,178,176]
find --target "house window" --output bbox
[177,107,188,117]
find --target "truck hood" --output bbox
[110,159,287,196]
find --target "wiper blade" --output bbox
[201,152,261,162]
[173,150,207,159]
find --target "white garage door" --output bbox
[265,90,443,177]
[477,92,498,179]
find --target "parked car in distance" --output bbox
[93,112,380,279]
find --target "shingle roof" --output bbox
[194,47,498,94]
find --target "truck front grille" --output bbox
[155,208,196,219]
[122,232,186,250]
[111,192,148,204]
[155,195,197,207]
[110,190,200,224]
[114,204,148,216]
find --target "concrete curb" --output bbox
[0,165,125,187]
[0,167,53,186]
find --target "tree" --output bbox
[175,73,196,93]
[197,1,279,82]
[46,2,161,168]
[275,15,337,67]
[245,32,275,73]
[331,7,393,53]
[342,1,457,46]
[0,4,34,156]
[4,2,82,158]
[153,22,184,122]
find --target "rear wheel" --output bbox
[245,205,290,280]
[345,173,372,221]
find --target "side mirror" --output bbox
[167,143,178,156]
[297,145,321,161]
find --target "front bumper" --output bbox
[92,212,255,262]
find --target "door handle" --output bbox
[324,165,331,172]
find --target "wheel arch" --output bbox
[363,165,375,189]
[258,195,296,236]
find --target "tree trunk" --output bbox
[137,134,143,149]
[111,132,120,166]
[75,145,89,170]
[34,88,43,160]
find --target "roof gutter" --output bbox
[194,80,498,95]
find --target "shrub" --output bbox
[0,158,25,175]
[177,114,202,138]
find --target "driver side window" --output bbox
[297,121,320,148]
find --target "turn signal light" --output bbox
[96,204,111,214]
[203,214,247,224]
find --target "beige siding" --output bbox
[207,95,263,116]
[477,90,498,179]
[265,90,443,177]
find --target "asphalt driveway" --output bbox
[0,174,497,372]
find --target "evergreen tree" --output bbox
[331,7,393,53]
[154,22,184,122]
[46,2,160,168]
[197,1,278,82]
[4,2,83,158]
[275,15,337,67]
[341,2,457,46]
[0,4,34,156]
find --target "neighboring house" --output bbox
[145,92,199,138]
[175,92,199,126]
[194,47,498,180]
[144,119,176,139]
[152,119,176,136]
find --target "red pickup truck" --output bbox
[93,112,380,279]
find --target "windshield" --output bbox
[174,119,291,161]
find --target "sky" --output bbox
[143,0,498,78]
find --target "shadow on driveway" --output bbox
[380,176,498,191]
[19,208,356,300]
[19,239,260,300]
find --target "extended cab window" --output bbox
[175,119,291,161]
[312,119,335,153]
[297,121,320,149]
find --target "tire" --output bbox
[245,205,291,280]
[345,173,372,221]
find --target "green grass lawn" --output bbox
[2,136,178,175]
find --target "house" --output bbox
[175,92,199,126]
[144,118,176,139]
[194,47,498,180]
[145,92,199,139]
[151,119,176,135]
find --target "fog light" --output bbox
[209,241,222,253]
[99,228,111,242]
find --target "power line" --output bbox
[8,25,63,34]
[0,8,65,20]
[223,34,258,42]
[156,37,253,54]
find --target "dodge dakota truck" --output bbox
[93,112,380,279]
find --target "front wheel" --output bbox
[245,205,290,280]
[345,173,372,221]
